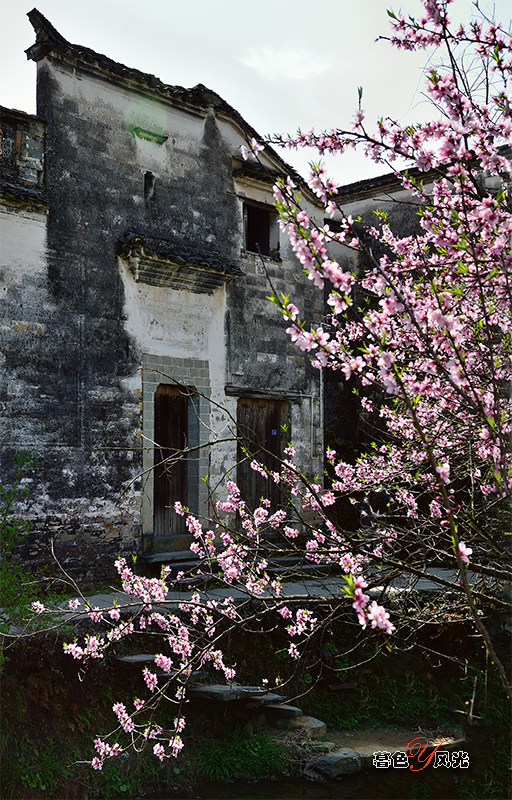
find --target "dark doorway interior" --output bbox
[153,385,198,550]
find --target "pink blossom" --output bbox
[288,643,300,659]
[367,601,394,632]
[435,463,450,484]
[143,668,158,692]
[153,743,165,761]
[250,459,268,478]
[155,654,173,672]
[458,542,473,564]
[241,137,264,160]
[352,588,370,613]
[63,642,84,660]
[170,736,184,758]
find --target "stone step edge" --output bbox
[306,736,469,777]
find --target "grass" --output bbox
[303,665,510,731]
[197,728,288,783]
[304,675,451,730]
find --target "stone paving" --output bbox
[63,566,477,621]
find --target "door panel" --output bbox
[153,385,189,543]
[237,398,287,513]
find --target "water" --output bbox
[144,767,462,799]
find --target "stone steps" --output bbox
[139,550,332,581]
[112,661,329,738]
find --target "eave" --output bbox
[116,231,244,295]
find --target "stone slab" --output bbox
[187,684,272,702]
[140,551,198,564]
[243,694,289,707]
[277,715,327,739]
[115,654,156,667]
[188,685,248,701]
[313,748,365,778]
[310,741,336,753]
[264,703,303,718]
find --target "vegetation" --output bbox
[1,636,183,799]
[0,451,37,606]
[1,619,509,798]
[197,729,287,783]
[0,451,38,667]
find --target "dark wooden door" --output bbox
[154,385,188,543]
[237,398,287,513]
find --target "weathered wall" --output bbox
[1,25,323,580]
[0,100,142,581]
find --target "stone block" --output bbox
[310,741,337,753]
[276,715,327,739]
[187,684,254,702]
[264,703,303,718]
[312,748,365,778]
[243,694,288,708]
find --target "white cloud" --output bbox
[241,45,331,82]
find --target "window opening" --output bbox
[244,204,270,255]
[243,202,279,258]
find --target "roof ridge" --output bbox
[27,8,71,51]
[24,9,312,195]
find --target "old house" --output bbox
[0,9,324,581]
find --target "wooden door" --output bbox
[153,385,189,544]
[237,398,287,513]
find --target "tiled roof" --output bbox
[337,144,512,202]
[233,162,285,184]
[0,180,47,208]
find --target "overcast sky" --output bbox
[1,0,509,184]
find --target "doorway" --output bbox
[153,384,198,549]
[236,397,288,513]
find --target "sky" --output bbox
[0,0,510,185]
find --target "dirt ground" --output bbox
[329,725,465,756]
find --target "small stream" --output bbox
[145,767,464,799]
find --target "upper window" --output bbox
[243,202,279,259]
